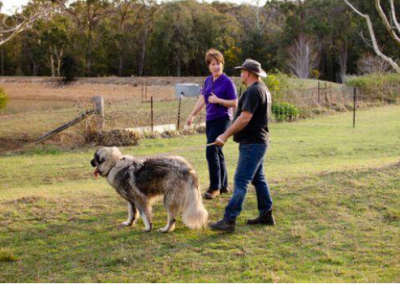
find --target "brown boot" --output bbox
[203,188,220,200]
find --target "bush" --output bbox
[271,102,299,122]
[345,73,400,103]
[0,87,9,109]
[345,73,400,89]
[262,71,292,101]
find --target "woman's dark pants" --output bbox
[206,117,231,190]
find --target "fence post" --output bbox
[151,96,154,132]
[141,82,144,102]
[353,87,357,128]
[92,96,104,131]
[318,81,320,104]
[145,80,148,101]
[177,94,182,131]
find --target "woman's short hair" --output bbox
[205,49,224,66]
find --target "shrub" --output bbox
[263,71,292,101]
[271,102,299,122]
[345,73,400,89]
[0,87,9,109]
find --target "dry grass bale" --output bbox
[143,132,161,139]
[180,127,198,136]
[161,130,180,138]
[195,125,206,134]
[99,129,141,146]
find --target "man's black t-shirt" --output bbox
[233,81,271,144]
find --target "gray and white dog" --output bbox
[90,147,208,232]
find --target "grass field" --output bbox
[0,105,399,282]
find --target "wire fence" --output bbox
[0,82,399,152]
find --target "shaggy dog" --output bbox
[90,147,208,232]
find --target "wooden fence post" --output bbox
[92,96,104,131]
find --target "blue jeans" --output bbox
[224,143,273,221]
[206,117,231,190]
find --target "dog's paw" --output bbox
[158,227,170,233]
[158,224,175,233]
[121,221,133,226]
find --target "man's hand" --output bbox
[208,93,221,104]
[215,134,227,146]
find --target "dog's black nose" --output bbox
[90,159,96,167]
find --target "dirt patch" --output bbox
[0,81,176,103]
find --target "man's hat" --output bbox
[235,59,267,78]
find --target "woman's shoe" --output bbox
[220,187,230,194]
[203,188,220,199]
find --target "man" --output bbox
[209,59,275,232]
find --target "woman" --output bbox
[187,49,238,199]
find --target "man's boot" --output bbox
[246,209,275,226]
[203,188,220,200]
[209,218,236,232]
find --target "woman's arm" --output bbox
[209,93,238,108]
[186,95,206,126]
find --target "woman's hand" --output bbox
[186,115,195,126]
[208,93,221,104]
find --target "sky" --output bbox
[1,0,268,14]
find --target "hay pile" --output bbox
[98,129,141,146]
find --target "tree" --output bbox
[40,14,71,76]
[54,0,115,76]
[287,34,319,78]
[0,0,52,46]
[344,0,400,73]
[357,53,391,74]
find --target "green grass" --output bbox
[0,105,399,282]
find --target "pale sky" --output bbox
[1,0,267,14]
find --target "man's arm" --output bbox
[214,111,253,146]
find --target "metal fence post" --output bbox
[353,87,357,128]
[177,94,182,131]
[151,96,154,132]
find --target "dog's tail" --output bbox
[182,170,208,229]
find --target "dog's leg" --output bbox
[159,199,178,233]
[121,201,139,226]
[158,209,177,233]
[136,203,152,232]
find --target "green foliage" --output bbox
[263,72,291,101]
[1,0,399,80]
[346,73,400,89]
[271,101,299,122]
[0,87,9,109]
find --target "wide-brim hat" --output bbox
[234,59,267,78]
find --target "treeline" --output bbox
[0,0,399,82]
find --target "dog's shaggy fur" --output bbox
[90,147,208,232]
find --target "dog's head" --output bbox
[90,147,123,177]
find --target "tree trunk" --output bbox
[138,25,149,76]
[49,51,55,77]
